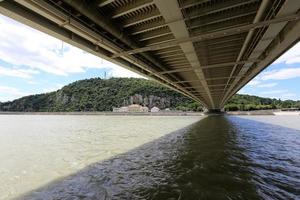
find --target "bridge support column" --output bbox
[206,108,223,114]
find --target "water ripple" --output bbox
[16,116,300,200]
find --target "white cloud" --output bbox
[261,68,300,80]
[246,79,277,88]
[42,84,64,93]
[257,83,277,88]
[274,42,300,64]
[259,90,296,100]
[0,15,143,78]
[27,80,38,85]
[0,66,39,79]
[247,79,261,86]
[0,86,29,102]
[260,90,288,94]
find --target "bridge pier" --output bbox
[206,109,224,115]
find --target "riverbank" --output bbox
[227,110,300,116]
[2,110,299,116]
[0,111,204,116]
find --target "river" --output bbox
[0,115,299,199]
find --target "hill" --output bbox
[0,77,299,112]
[225,94,300,111]
[0,78,201,112]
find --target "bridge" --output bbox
[1,0,300,112]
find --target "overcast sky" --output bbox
[0,14,299,102]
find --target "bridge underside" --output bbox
[1,0,300,109]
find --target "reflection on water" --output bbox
[14,116,300,200]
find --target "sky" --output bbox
[0,14,299,102]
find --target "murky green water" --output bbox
[1,115,300,199]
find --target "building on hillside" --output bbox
[151,106,160,112]
[113,106,129,112]
[113,104,149,112]
[128,104,144,112]
[142,106,149,112]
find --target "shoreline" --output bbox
[1,110,299,116]
[227,110,300,116]
[0,111,204,116]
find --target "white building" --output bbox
[151,106,160,112]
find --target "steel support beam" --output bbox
[187,5,258,30]
[179,0,210,9]
[122,8,160,27]
[186,0,259,20]
[154,0,214,108]
[136,27,171,41]
[174,76,239,84]
[112,13,300,58]
[1,0,207,107]
[111,0,154,19]
[97,0,115,7]
[159,59,259,75]
[221,0,300,106]
[222,0,300,105]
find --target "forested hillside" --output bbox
[0,78,201,112]
[0,78,299,112]
[225,94,300,111]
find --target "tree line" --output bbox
[0,78,299,112]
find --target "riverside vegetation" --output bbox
[0,78,299,112]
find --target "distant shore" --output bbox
[0,111,204,116]
[227,110,300,116]
[1,110,299,116]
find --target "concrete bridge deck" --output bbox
[1,0,300,111]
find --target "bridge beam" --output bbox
[112,14,300,58]
[154,0,215,108]
[221,0,300,106]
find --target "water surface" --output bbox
[1,115,300,200]
[0,115,201,199]
[238,115,300,130]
